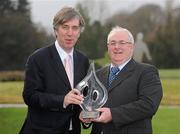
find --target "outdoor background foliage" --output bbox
[0,0,180,70]
[0,0,180,134]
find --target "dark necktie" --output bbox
[108,66,120,86]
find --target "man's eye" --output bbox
[72,26,80,31]
[110,42,116,46]
[62,25,69,30]
[120,42,126,44]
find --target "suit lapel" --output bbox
[98,66,109,90]
[109,59,136,92]
[48,44,71,88]
[73,50,79,87]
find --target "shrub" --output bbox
[0,71,24,81]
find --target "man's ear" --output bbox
[54,29,57,38]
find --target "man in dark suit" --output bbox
[19,6,89,134]
[81,26,162,134]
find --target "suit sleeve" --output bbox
[23,54,65,110]
[110,65,163,128]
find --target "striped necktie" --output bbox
[108,66,120,86]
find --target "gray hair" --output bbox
[107,26,134,44]
[53,6,85,32]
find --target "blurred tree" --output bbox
[77,21,108,59]
[75,1,110,59]
[107,4,164,36]
[0,0,15,15]
[149,0,180,68]
[0,0,54,70]
[105,4,165,64]
[17,0,31,21]
[76,0,109,24]
[17,0,29,13]
[106,1,180,68]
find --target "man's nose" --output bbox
[114,43,120,48]
[67,28,73,36]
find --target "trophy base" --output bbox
[82,111,99,118]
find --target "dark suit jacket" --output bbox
[91,59,163,134]
[19,44,89,134]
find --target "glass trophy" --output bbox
[76,62,108,118]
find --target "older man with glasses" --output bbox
[81,26,163,134]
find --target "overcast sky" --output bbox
[28,0,180,31]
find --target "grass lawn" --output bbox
[1,74,180,105]
[0,108,91,134]
[0,108,27,134]
[0,81,23,103]
[0,107,179,134]
[161,79,180,105]
[0,69,180,133]
[153,106,180,134]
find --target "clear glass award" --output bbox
[76,62,108,118]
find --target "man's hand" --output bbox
[64,89,83,107]
[92,107,112,123]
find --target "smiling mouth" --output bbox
[114,52,122,54]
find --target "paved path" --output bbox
[0,104,27,108]
[160,105,180,109]
[0,104,179,108]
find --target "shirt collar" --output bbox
[55,40,74,63]
[110,58,131,71]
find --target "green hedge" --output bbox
[0,71,24,81]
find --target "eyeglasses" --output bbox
[108,40,132,47]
